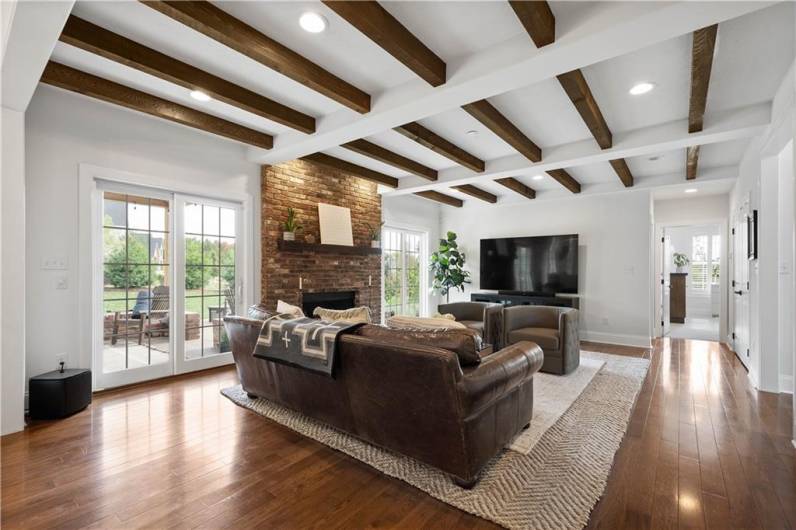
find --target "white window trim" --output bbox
[78,163,255,390]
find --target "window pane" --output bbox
[127,200,149,230]
[128,231,150,263]
[103,195,126,227]
[220,238,235,267]
[203,205,220,236]
[185,235,202,266]
[220,208,235,237]
[103,228,126,263]
[150,232,168,264]
[203,236,220,265]
[185,203,202,234]
[203,267,221,296]
[185,265,202,292]
[150,200,169,232]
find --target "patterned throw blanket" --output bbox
[253,316,363,376]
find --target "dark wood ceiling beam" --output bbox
[686,146,699,180]
[557,69,612,149]
[301,152,398,188]
[495,177,536,199]
[686,25,717,180]
[394,122,485,173]
[59,15,315,134]
[414,190,463,207]
[509,0,555,48]
[451,184,497,204]
[40,61,273,149]
[462,99,541,162]
[689,25,718,133]
[322,1,446,87]
[609,159,634,188]
[546,169,581,194]
[342,139,437,181]
[141,0,371,113]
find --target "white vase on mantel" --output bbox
[283,231,295,241]
[371,240,380,249]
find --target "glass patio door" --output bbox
[175,196,241,374]
[98,186,174,388]
[96,184,243,389]
[382,227,426,319]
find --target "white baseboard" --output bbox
[780,375,794,394]
[580,331,652,349]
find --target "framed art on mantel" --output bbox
[318,203,353,246]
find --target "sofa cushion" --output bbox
[508,327,560,350]
[386,315,467,331]
[277,299,305,318]
[355,325,483,366]
[313,306,372,324]
[247,304,274,320]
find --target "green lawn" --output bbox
[103,289,220,315]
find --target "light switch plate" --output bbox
[42,256,68,270]
[55,276,68,290]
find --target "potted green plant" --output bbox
[281,207,302,241]
[430,231,471,303]
[366,221,384,248]
[673,252,689,273]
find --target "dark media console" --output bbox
[470,292,580,310]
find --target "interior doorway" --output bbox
[658,223,724,341]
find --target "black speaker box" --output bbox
[29,369,92,420]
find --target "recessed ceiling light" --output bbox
[466,130,479,137]
[299,12,327,33]
[629,82,655,96]
[685,188,698,193]
[190,90,211,102]
[532,175,544,181]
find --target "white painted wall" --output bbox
[778,141,794,393]
[440,190,654,347]
[382,194,441,316]
[729,58,795,394]
[25,86,260,391]
[1,107,26,435]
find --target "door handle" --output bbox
[734,290,743,296]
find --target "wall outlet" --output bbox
[55,353,67,370]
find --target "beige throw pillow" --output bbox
[313,306,372,324]
[386,315,467,331]
[276,299,305,319]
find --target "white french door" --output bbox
[95,182,243,389]
[732,200,751,368]
[382,226,427,320]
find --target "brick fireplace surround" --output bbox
[260,160,382,322]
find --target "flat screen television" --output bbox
[480,234,578,294]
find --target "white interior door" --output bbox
[733,202,751,367]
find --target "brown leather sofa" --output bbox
[437,301,504,348]
[504,306,580,375]
[225,316,543,488]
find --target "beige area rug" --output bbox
[508,356,605,454]
[221,351,650,530]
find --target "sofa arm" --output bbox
[457,341,543,418]
[224,315,265,356]
[559,308,580,354]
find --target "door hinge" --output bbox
[732,228,735,235]
[746,348,750,357]
[661,320,664,327]
[661,279,664,285]
[732,332,736,340]
[747,281,750,290]
[661,237,665,243]
[732,280,735,287]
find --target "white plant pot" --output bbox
[283,231,295,241]
[371,240,380,249]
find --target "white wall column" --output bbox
[757,157,780,392]
[1,107,26,435]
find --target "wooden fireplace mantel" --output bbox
[276,239,382,255]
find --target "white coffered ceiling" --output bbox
[45,1,795,206]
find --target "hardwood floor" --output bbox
[2,338,793,529]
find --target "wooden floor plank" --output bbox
[2,338,792,529]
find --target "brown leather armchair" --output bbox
[503,306,580,375]
[437,301,504,349]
